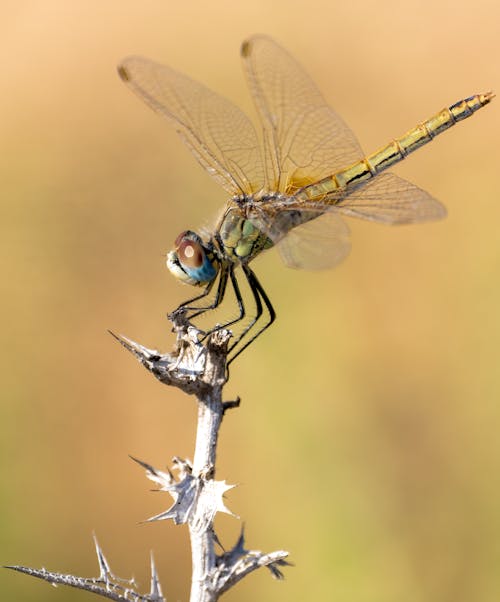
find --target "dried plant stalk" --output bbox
[5,313,289,601]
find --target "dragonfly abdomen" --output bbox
[368,92,493,172]
[297,92,494,202]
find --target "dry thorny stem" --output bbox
[5,311,290,602]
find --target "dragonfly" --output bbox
[118,35,493,364]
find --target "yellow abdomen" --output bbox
[296,92,494,202]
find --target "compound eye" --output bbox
[177,236,204,269]
[174,231,189,247]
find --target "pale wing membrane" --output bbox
[262,172,444,270]
[277,212,351,270]
[241,35,363,193]
[118,56,265,196]
[254,173,446,224]
[334,172,447,224]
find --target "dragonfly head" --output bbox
[166,231,218,286]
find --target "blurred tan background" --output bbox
[1,1,500,601]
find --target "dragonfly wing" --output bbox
[334,172,447,224]
[118,56,265,196]
[277,212,351,270]
[241,35,363,193]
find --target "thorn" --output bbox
[129,455,157,474]
[93,534,112,582]
[233,525,247,555]
[149,552,163,601]
[222,396,241,414]
[108,331,162,362]
[213,530,225,552]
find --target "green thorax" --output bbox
[217,205,274,263]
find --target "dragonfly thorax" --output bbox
[166,230,219,286]
[218,203,275,264]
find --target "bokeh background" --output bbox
[2,1,500,601]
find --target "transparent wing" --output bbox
[277,212,351,270]
[241,35,363,193]
[251,171,444,242]
[254,172,444,270]
[334,172,447,224]
[255,172,446,226]
[118,56,265,196]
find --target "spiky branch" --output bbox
[6,312,289,601]
[6,535,163,602]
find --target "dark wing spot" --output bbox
[240,40,251,58]
[117,65,130,82]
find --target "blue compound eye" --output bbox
[168,230,217,285]
[176,234,205,269]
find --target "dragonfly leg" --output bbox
[199,265,246,342]
[220,265,246,329]
[227,264,263,354]
[227,265,275,365]
[173,267,228,321]
[171,263,274,365]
